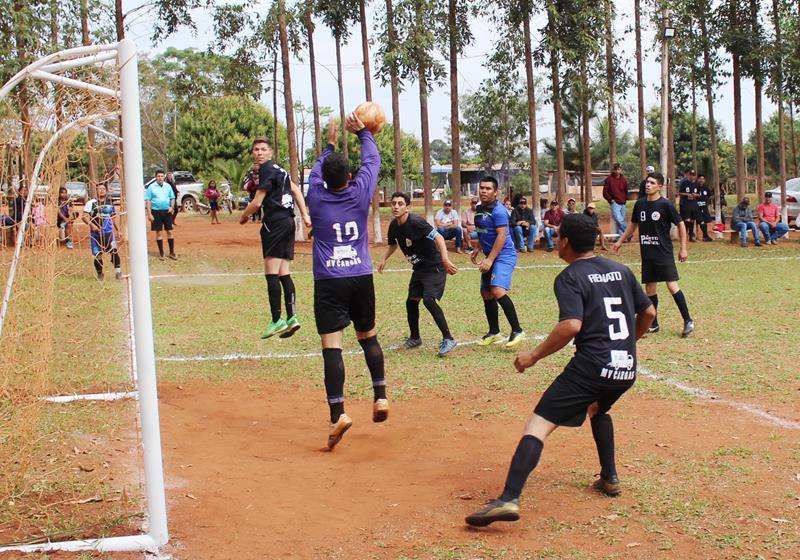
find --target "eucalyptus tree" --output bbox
[541,0,566,202]
[317,0,360,161]
[742,0,768,198]
[393,0,446,222]
[297,0,322,156]
[445,0,473,210]
[634,0,646,176]
[374,0,404,193]
[770,0,788,220]
[720,0,748,199]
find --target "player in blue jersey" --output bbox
[307,115,387,450]
[471,177,525,348]
[83,183,123,280]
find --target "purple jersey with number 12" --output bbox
[308,129,380,280]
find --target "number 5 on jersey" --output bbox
[603,297,630,341]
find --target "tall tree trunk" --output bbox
[548,1,565,203]
[732,52,745,199]
[50,0,64,128]
[272,50,279,160]
[449,0,462,212]
[789,99,798,176]
[278,1,304,240]
[772,0,788,223]
[659,6,670,192]
[700,11,721,220]
[635,0,646,177]
[115,0,124,40]
[668,94,676,199]
[304,15,322,157]
[523,7,539,207]
[419,64,433,224]
[80,0,98,197]
[14,0,32,189]
[581,57,592,205]
[335,35,348,161]
[603,0,617,166]
[691,82,697,172]
[358,0,381,243]
[754,79,765,199]
[385,0,403,194]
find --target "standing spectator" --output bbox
[695,174,713,241]
[145,169,177,260]
[434,199,464,253]
[223,183,235,214]
[638,165,656,199]
[205,180,221,225]
[542,200,565,252]
[757,192,789,245]
[57,186,75,249]
[583,202,608,251]
[677,168,700,241]
[612,172,694,338]
[472,176,524,348]
[602,162,629,237]
[731,197,761,247]
[461,195,479,252]
[166,172,179,226]
[242,164,261,222]
[510,197,537,252]
[83,183,123,280]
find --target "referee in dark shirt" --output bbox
[465,213,655,527]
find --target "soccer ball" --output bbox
[355,101,386,134]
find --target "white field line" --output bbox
[148,254,800,280]
[42,391,138,403]
[159,337,800,430]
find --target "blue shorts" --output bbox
[90,232,117,256]
[480,254,516,292]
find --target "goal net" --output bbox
[0,40,167,554]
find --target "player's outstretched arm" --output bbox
[433,233,458,275]
[514,319,582,373]
[239,190,266,224]
[377,244,398,273]
[290,181,312,228]
[634,304,657,340]
[612,222,637,254]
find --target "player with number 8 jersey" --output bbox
[307,114,388,451]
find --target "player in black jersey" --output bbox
[677,168,701,241]
[695,174,713,242]
[378,192,459,357]
[613,172,694,337]
[465,213,655,527]
[240,137,312,339]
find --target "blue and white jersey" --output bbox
[84,197,116,235]
[475,201,516,258]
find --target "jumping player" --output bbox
[472,177,524,348]
[613,172,694,337]
[240,138,312,339]
[83,183,123,280]
[378,191,458,357]
[307,115,386,450]
[465,213,656,527]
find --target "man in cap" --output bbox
[583,202,608,251]
[435,199,464,253]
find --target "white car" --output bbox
[767,178,800,225]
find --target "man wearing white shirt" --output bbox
[435,199,464,253]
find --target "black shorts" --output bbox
[408,268,446,300]
[641,258,679,284]
[680,205,701,221]
[209,200,219,211]
[151,210,173,232]
[534,359,634,427]
[699,206,712,223]
[260,218,295,260]
[314,274,376,335]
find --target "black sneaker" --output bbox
[592,475,621,497]
[402,337,422,350]
[465,498,520,527]
[681,320,695,338]
[648,323,660,334]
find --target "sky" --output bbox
[123,0,775,159]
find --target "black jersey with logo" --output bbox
[632,196,682,262]
[258,160,294,224]
[387,213,442,271]
[678,177,699,210]
[696,183,710,208]
[555,256,652,379]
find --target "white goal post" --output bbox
[0,39,168,554]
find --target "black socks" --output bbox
[406,299,421,339]
[422,298,452,339]
[358,336,386,401]
[265,274,281,322]
[93,255,103,275]
[167,237,175,255]
[156,239,164,257]
[499,435,544,502]
[649,293,659,326]
[671,290,692,322]
[590,413,617,480]
[483,298,500,334]
[323,348,345,423]
[497,295,522,333]
[279,274,296,317]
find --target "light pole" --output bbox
[660,11,675,190]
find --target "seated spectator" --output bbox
[434,199,464,253]
[542,200,564,252]
[565,197,578,214]
[510,197,537,252]
[583,202,608,251]
[757,191,789,245]
[503,198,513,216]
[539,198,549,222]
[461,196,478,251]
[731,197,761,247]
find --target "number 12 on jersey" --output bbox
[603,297,630,341]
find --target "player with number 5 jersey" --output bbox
[307,114,388,451]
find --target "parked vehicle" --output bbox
[64,181,87,203]
[145,171,204,212]
[767,178,800,224]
